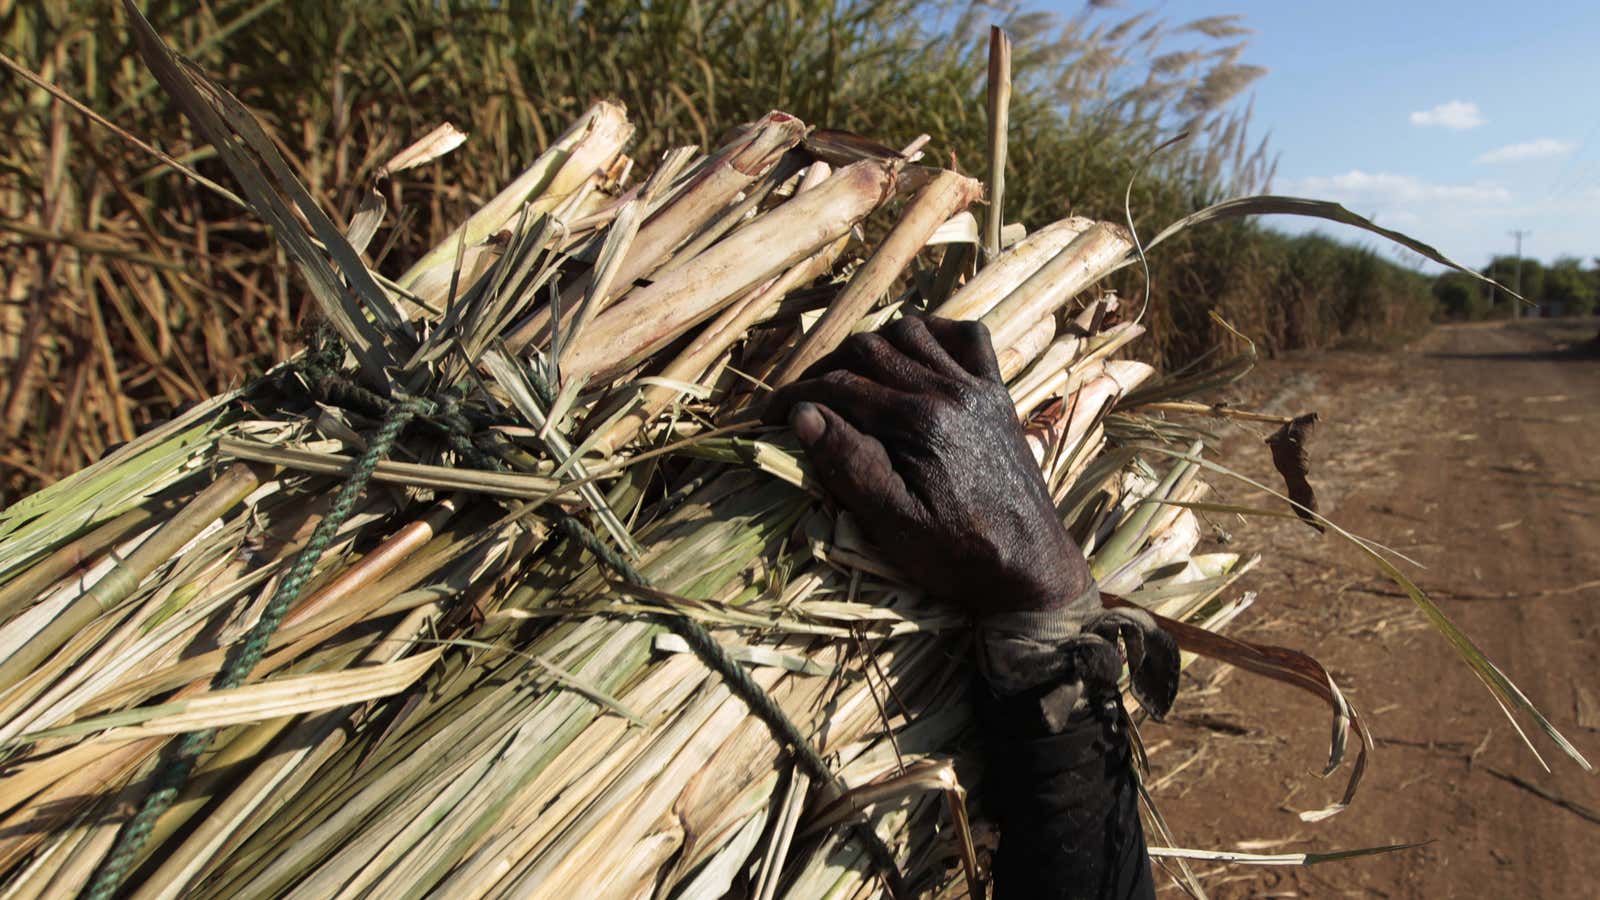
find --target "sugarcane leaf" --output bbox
[558,194,648,363]
[123,0,406,387]
[926,211,979,245]
[631,376,714,400]
[653,633,835,676]
[1147,841,1426,866]
[676,437,815,492]
[409,637,648,726]
[481,348,641,554]
[346,189,386,257]
[1114,593,1369,819]
[379,122,467,176]
[0,403,223,580]
[1157,499,1303,520]
[1142,195,1522,302]
[146,6,417,349]
[9,649,442,744]
[217,437,561,499]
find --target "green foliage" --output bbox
[1152,229,1436,357]
[1438,255,1597,321]
[1484,255,1544,318]
[1433,271,1491,321]
[1541,256,1596,316]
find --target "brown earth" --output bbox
[1144,318,1600,898]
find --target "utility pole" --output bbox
[1508,229,1532,318]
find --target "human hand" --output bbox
[764,316,1093,617]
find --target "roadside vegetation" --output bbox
[1,0,1453,498]
[1435,255,1600,321]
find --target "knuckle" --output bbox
[958,320,991,343]
[912,394,955,427]
[847,332,893,360]
[819,368,859,388]
[884,315,925,340]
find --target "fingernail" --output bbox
[790,402,827,444]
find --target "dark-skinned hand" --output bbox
[764,316,1094,618]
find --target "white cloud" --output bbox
[1409,100,1485,130]
[1476,138,1576,164]
[1281,170,1511,206]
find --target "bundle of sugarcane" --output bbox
[0,11,1586,900]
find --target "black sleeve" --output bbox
[977,687,1157,900]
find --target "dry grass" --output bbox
[0,0,1444,503]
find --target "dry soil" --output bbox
[1144,318,1600,898]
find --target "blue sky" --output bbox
[1044,0,1599,269]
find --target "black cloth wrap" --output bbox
[978,700,1156,900]
[974,594,1175,900]
[977,604,1181,729]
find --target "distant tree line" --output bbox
[1433,256,1599,321]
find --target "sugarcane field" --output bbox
[1,2,1597,898]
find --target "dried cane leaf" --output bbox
[11,650,442,745]
[1265,413,1324,532]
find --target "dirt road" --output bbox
[1146,319,1600,898]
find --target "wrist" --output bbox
[974,583,1101,696]
[996,515,1094,614]
[984,552,1096,619]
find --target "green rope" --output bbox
[83,399,425,900]
[553,517,908,895]
[524,358,906,892]
[503,362,903,891]
[298,350,496,474]
[86,345,905,896]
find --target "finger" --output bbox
[763,369,912,432]
[799,332,942,392]
[879,315,971,381]
[789,401,915,516]
[922,317,1002,382]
